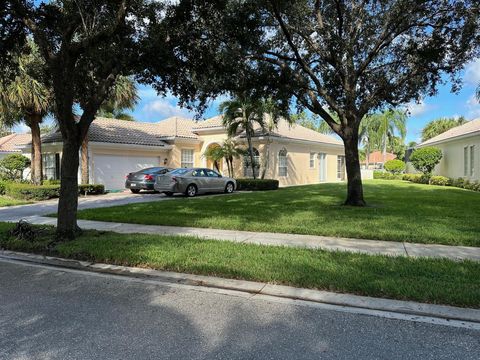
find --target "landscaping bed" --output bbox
[76,180,480,247]
[0,195,31,207]
[0,181,105,201]
[0,221,478,308]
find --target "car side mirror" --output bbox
[218,174,222,178]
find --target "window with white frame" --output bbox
[464,146,468,177]
[309,152,316,169]
[181,149,194,168]
[470,145,475,177]
[337,155,346,180]
[278,148,288,176]
[42,153,58,180]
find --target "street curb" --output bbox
[1,250,479,324]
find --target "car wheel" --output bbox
[130,189,141,194]
[225,182,234,194]
[164,192,173,197]
[185,184,197,197]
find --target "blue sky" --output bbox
[15,59,480,144]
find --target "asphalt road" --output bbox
[0,260,478,360]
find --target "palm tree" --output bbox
[203,138,244,177]
[0,41,52,185]
[97,76,139,121]
[203,145,224,172]
[421,116,467,142]
[373,110,407,165]
[219,95,265,179]
[359,115,381,169]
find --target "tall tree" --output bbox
[0,41,52,185]
[219,95,265,179]
[421,116,468,142]
[3,1,221,239]
[359,115,381,169]
[292,111,335,135]
[187,0,480,205]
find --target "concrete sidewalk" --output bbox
[11,215,480,262]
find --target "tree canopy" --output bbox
[421,116,468,142]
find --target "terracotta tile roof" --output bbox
[155,116,198,139]
[361,151,396,164]
[42,117,171,147]
[192,115,224,129]
[419,118,480,146]
[195,115,342,146]
[0,133,32,153]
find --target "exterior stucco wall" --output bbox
[425,135,480,181]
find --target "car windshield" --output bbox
[169,168,190,176]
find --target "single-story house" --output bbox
[361,151,396,169]
[20,116,346,190]
[415,118,479,181]
[0,133,32,160]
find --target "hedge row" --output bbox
[373,172,480,192]
[0,181,105,200]
[235,178,279,191]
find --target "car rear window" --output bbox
[169,168,190,175]
[139,167,164,174]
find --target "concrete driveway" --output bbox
[0,191,168,221]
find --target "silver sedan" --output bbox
[154,168,236,197]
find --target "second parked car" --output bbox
[125,167,172,193]
[154,168,236,197]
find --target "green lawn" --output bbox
[0,195,31,207]
[0,221,478,308]
[76,180,480,247]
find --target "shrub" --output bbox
[235,178,279,191]
[452,178,465,188]
[384,159,406,174]
[429,176,452,186]
[409,147,443,175]
[373,171,402,180]
[4,183,60,201]
[78,184,105,195]
[43,179,61,185]
[0,154,31,181]
[0,181,6,195]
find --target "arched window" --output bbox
[243,148,260,177]
[278,148,287,176]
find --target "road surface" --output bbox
[0,260,478,360]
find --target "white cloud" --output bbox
[142,99,195,118]
[404,100,430,117]
[464,58,480,86]
[466,95,480,119]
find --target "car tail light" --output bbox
[144,174,154,181]
[125,173,131,179]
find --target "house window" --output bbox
[42,153,60,180]
[243,148,260,177]
[309,152,316,169]
[464,146,468,177]
[337,155,346,180]
[278,148,288,177]
[181,149,194,168]
[470,145,475,177]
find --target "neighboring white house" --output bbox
[0,133,32,160]
[416,118,480,181]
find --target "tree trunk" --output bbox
[57,137,80,239]
[365,142,370,169]
[343,132,366,206]
[28,114,43,185]
[260,137,271,179]
[81,136,89,184]
[246,134,256,179]
[382,132,387,167]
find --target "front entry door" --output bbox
[318,153,327,182]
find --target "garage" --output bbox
[93,154,161,190]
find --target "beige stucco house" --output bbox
[21,116,345,190]
[415,118,479,181]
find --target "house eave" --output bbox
[417,131,480,147]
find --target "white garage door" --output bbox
[93,154,160,190]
